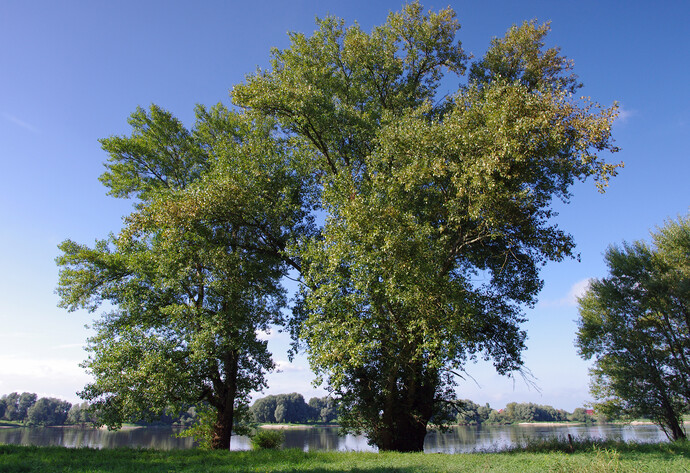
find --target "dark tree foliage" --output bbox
[576,215,690,441]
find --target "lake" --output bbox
[0,423,669,453]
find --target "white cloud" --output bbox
[53,343,86,350]
[539,279,591,308]
[0,355,90,403]
[565,279,591,305]
[2,112,38,133]
[0,355,84,379]
[616,106,635,124]
[256,328,280,341]
[274,360,306,373]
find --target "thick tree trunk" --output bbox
[209,349,240,450]
[375,365,436,452]
[377,417,428,452]
[210,411,234,450]
[660,397,686,441]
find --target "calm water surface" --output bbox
[0,424,669,452]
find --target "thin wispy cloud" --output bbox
[54,343,86,350]
[616,106,635,124]
[274,360,305,373]
[539,279,591,308]
[2,112,39,133]
[256,328,282,341]
[0,355,84,379]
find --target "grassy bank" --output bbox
[1,441,688,473]
[0,421,22,428]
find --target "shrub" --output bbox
[250,429,284,450]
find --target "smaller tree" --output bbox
[57,104,311,449]
[576,215,690,441]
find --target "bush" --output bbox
[250,429,284,450]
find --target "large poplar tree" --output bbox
[234,3,620,451]
[56,104,312,449]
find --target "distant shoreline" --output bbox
[259,423,338,430]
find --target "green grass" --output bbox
[1,441,688,473]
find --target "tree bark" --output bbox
[660,395,686,441]
[210,349,240,450]
[210,412,234,450]
[375,365,436,452]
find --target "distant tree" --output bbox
[308,397,338,423]
[477,404,493,424]
[273,399,289,424]
[487,409,507,424]
[455,400,483,425]
[251,396,278,424]
[285,393,310,423]
[26,398,72,426]
[272,393,309,424]
[67,402,94,425]
[569,407,592,423]
[175,406,199,427]
[251,393,323,424]
[576,215,690,441]
[2,393,18,421]
[3,392,37,422]
[17,393,37,422]
[0,397,6,420]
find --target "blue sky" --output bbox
[0,0,688,412]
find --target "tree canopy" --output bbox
[576,214,690,441]
[56,104,313,449]
[58,2,620,452]
[233,3,620,451]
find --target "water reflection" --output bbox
[0,423,669,452]
[0,426,195,450]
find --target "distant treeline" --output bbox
[249,395,603,425]
[0,392,90,426]
[0,392,197,427]
[1,392,601,428]
[448,400,600,425]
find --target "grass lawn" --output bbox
[1,441,689,473]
